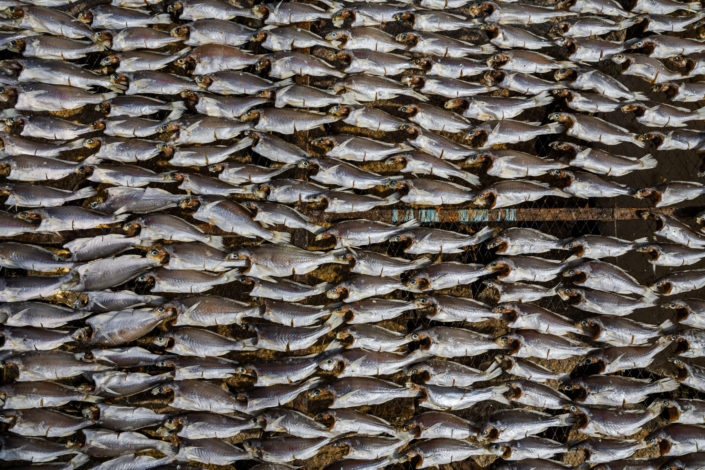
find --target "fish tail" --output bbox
[314,281,332,294]
[74,186,97,199]
[276,78,294,88]
[228,136,254,152]
[655,377,680,393]
[409,89,430,102]
[619,16,640,28]
[658,319,676,332]
[483,361,503,380]
[205,236,225,250]
[223,268,242,283]
[480,44,497,54]
[398,219,420,230]
[411,255,433,269]
[685,1,701,10]
[557,412,577,426]
[83,394,103,403]
[461,171,481,186]
[166,101,187,121]
[100,91,118,102]
[558,60,577,69]
[269,230,291,244]
[339,92,360,105]
[473,226,498,243]
[309,223,327,234]
[638,153,657,169]
[545,122,564,134]
[533,90,554,108]
[152,13,173,24]
[491,385,511,405]
[631,91,649,101]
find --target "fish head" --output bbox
[81,405,99,421]
[178,196,201,211]
[468,2,491,16]
[88,120,106,133]
[397,104,418,116]
[395,32,417,45]
[388,232,411,244]
[84,196,105,211]
[110,73,128,88]
[95,101,112,114]
[479,424,499,442]
[407,331,431,350]
[318,355,344,375]
[240,110,261,123]
[191,75,213,90]
[553,68,576,81]
[167,1,183,15]
[410,57,432,70]
[72,327,92,343]
[557,286,581,303]
[485,259,509,275]
[307,385,334,401]
[652,82,677,97]
[326,285,348,300]
[314,411,335,429]
[0,184,10,197]
[151,333,173,349]
[150,383,174,396]
[158,122,180,134]
[384,154,408,168]
[0,6,23,19]
[170,25,189,39]
[397,422,422,439]
[561,382,587,402]
[314,231,335,242]
[620,102,644,114]
[405,362,430,384]
[443,98,467,111]
[405,275,430,291]
[93,31,112,47]
[173,56,195,70]
[487,53,510,68]
[660,399,680,422]
[0,86,16,103]
[310,136,336,150]
[393,11,413,22]
[652,279,672,295]
[549,22,570,37]
[100,55,120,68]
[147,248,170,265]
[136,273,156,290]
[296,159,318,171]
[414,296,437,311]
[495,334,520,354]
[76,9,93,24]
[163,416,184,431]
[325,30,348,46]
[327,104,350,117]
[385,178,406,191]
[488,443,510,458]
[16,210,41,222]
[472,191,494,208]
[611,53,629,65]
[332,10,353,27]
[250,31,267,43]
[670,55,689,69]
[84,137,103,151]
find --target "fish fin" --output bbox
[480,44,496,54]
[269,230,291,244]
[228,136,254,152]
[491,385,511,405]
[632,237,649,244]
[533,90,554,107]
[205,236,225,250]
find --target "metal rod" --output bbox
[3,207,677,245]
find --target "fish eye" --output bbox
[564,288,573,294]
[580,320,589,327]
[311,388,321,396]
[568,269,575,276]
[569,405,578,412]
[411,333,419,340]
[150,249,160,256]
[157,306,165,312]
[89,201,100,209]
[635,41,644,47]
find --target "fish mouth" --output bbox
[489,240,507,253]
[483,427,499,441]
[314,412,334,429]
[564,385,587,402]
[337,332,354,348]
[655,282,672,295]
